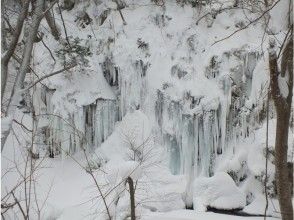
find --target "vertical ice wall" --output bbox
[155,91,221,176]
[84,99,119,150]
[38,39,262,178]
[40,86,119,156]
[101,56,149,119]
[118,59,149,118]
[154,49,261,176]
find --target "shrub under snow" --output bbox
[193,172,246,211]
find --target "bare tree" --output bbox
[268,31,293,220]
[44,3,61,41]
[1,0,77,152]
[1,0,30,102]
[1,0,46,152]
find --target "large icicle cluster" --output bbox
[39,86,118,156]
[153,48,262,176]
[30,0,272,178]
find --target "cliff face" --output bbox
[35,0,273,174]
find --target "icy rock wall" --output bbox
[41,86,119,155]
[155,91,220,176]
[153,49,262,176]
[118,60,149,119]
[102,56,149,119]
[33,0,269,176]
[84,99,119,150]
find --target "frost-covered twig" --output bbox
[23,62,77,91]
[82,148,112,220]
[113,0,127,25]
[57,2,71,47]
[264,87,270,220]
[40,36,56,62]
[212,0,281,46]
[277,25,293,59]
[12,119,33,132]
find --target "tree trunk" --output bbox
[268,34,293,220]
[1,0,45,151]
[1,0,30,103]
[44,6,61,40]
[127,176,136,220]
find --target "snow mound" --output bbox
[243,194,281,218]
[193,172,246,211]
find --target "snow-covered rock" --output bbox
[193,172,246,211]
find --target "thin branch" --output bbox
[57,2,71,47]
[12,119,33,132]
[12,54,48,88]
[264,88,270,220]
[82,149,112,220]
[212,0,281,46]
[11,191,27,219]
[114,0,127,25]
[40,36,56,62]
[23,62,77,91]
[196,6,252,25]
[277,25,293,59]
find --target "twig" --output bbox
[11,191,27,219]
[264,88,270,220]
[114,0,127,25]
[40,36,56,62]
[12,54,47,88]
[212,0,281,46]
[82,148,112,220]
[12,119,33,132]
[23,62,77,91]
[196,6,251,25]
[277,25,293,58]
[57,2,71,47]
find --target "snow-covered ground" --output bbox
[1,0,293,219]
[141,210,278,220]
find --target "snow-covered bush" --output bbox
[55,36,92,67]
[193,172,246,211]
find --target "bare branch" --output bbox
[11,191,27,219]
[23,62,77,91]
[212,0,281,46]
[12,119,33,132]
[1,0,30,102]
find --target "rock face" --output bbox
[193,172,246,211]
[32,1,271,181]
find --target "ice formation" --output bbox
[31,0,270,179]
[2,0,294,219]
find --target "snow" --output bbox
[141,209,278,220]
[1,116,12,136]
[278,73,289,98]
[2,0,294,219]
[243,194,280,217]
[193,172,246,211]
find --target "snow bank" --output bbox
[91,110,186,215]
[243,194,281,218]
[193,172,246,211]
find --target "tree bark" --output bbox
[44,6,61,40]
[2,0,45,151]
[1,0,30,103]
[127,177,136,220]
[268,34,293,220]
